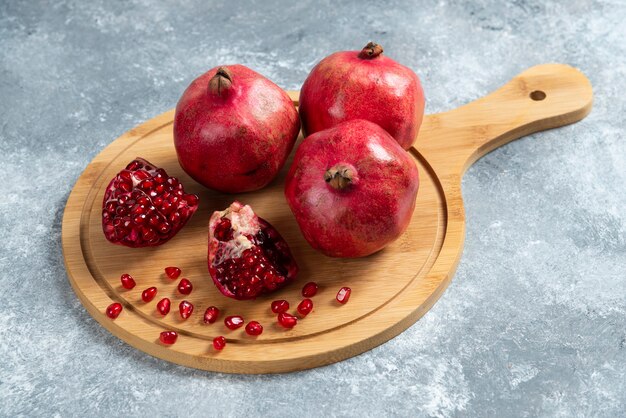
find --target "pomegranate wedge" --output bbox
[102,157,198,247]
[208,201,298,300]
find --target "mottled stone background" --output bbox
[1,0,625,416]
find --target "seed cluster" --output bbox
[102,158,198,247]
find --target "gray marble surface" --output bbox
[1,0,625,416]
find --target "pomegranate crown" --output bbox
[208,66,233,97]
[358,42,384,59]
[324,163,358,190]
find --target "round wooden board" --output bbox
[62,64,592,374]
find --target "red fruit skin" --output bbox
[299,44,425,149]
[174,65,301,193]
[284,120,419,257]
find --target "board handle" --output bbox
[415,63,593,174]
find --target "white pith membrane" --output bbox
[209,202,260,267]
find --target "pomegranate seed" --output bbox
[156,298,171,315]
[277,312,297,328]
[164,266,181,279]
[224,315,244,330]
[213,336,226,351]
[297,298,313,316]
[177,278,193,295]
[120,273,136,289]
[179,300,194,319]
[203,306,220,324]
[160,331,178,345]
[336,287,351,304]
[271,300,289,314]
[245,321,263,336]
[141,287,157,302]
[302,281,318,297]
[105,302,123,319]
[214,218,233,241]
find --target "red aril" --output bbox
[208,202,298,300]
[174,65,300,193]
[179,300,194,319]
[213,336,226,351]
[245,321,263,336]
[120,273,136,290]
[285,119,419,257]
[165,266,181,280]
[224,315,244,330]
[299,42,425,150]
[106,302,122,319]
[301,282,318,297]
[297,299,313,317]
[271,300,290,314]
[177,278,193,295]
[336,287,351,304]
[156,298,171,315]
[160,331,178,345]
[277,312,297,329]
[203,306,220,324]
[142,287,157,302]
[102,158,198,247]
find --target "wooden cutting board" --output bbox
[62,64,592,374]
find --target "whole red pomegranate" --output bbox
[102,158,198,247]
[284,120,419,258]
[299,42,425,150]
[174,65,300,193]
[208,201,298,299]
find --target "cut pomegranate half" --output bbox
[208,201,298,300]
[102,158,199,247]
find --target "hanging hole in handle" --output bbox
[530,90,546,101]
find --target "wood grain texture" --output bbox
[61,64,592,374]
